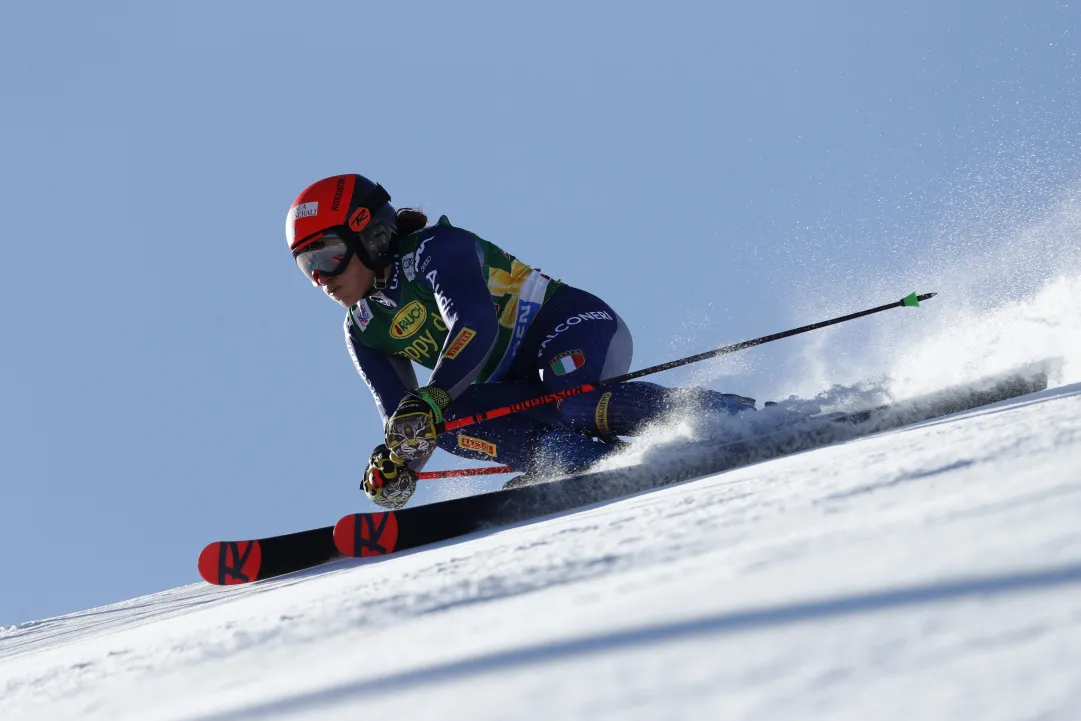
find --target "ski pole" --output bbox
[416,465,513,480]
[435,292,936,435]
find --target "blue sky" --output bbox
[1,1,1077,625]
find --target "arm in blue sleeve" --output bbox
[344,314,418,425]
[415,227,499,399]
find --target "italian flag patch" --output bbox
[550,350,586,376]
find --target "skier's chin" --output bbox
[325,287,363,307]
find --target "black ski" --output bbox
[198,525,336,585]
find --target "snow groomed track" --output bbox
[3,364,1081,720]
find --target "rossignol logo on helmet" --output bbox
[331,177,346,211]
[349,207,371,232]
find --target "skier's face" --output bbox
[317,252,375,307]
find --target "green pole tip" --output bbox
[901,292,921,307]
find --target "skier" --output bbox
[286,174,756,509]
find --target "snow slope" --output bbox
[3,380,1081,720]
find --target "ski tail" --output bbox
[197,526,337,585]
[198,540,264,585]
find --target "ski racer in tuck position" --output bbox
[286,174,756,509]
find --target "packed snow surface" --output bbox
[3,380,1081,720]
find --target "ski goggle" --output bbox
[292,232,353,282]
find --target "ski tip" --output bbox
[333,512,400,558]
[198,540,263,586]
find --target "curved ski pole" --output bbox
[436,292,936,435]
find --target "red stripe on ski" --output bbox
[333,512,399,557]
[198,540,263,585]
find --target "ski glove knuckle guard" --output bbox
[385,385,451,463]
[362,444,417,510]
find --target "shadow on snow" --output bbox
[190,560,1081,721]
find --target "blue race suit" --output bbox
[345,218,754,473]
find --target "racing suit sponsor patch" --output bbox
[352,299,374,331]
[390,300,427,339]
[444,327,476,359]
[595,391,613,435]
[538,311,613,355]
[458,435,497,457]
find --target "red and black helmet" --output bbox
[286,174,397,273]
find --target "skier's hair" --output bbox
[396,208,428,235]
